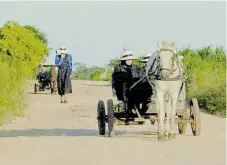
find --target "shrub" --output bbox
[0,21,48,122]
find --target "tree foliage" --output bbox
[0,21,48,121]
[24,25,48,44]
[71,63,101,80]
[179,46,226,117]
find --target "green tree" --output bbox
[24,25,48,44]
[0,21,48,121]
[108,58,120,67]
[71,63,100,80]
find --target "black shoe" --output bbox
[140,110,147,115]
[140,106,148,115]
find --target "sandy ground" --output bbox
[0,80,226,165]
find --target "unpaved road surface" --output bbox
[0,80,225,165]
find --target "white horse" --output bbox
[146,41,184,141]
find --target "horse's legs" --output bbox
[165,95,171,136]
[156,90,165,140]
[50,84,52,94]
[52,80,54,93]
[169,92,179,139]
[50,81,53,93]
[54,80,57,94]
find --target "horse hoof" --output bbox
[158,133,166,141]
[158,136,165,141]
[168,133,176,140]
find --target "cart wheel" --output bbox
[97,100,106,135]
[34,84,36,93]
[107,99,115,137]
[178,101,189,134]
[190,98,201,136]
[34,84,38,94]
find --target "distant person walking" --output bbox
[55,46,72,103]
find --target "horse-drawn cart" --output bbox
[34,64,58,94]
[97,41,201,140]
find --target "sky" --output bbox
[0,1,226,67]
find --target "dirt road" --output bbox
[0,80,225,165]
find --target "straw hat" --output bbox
[120,50,137,61]
[59,45,68,54]
[140,52,152,62]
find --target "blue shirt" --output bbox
[55,54,72,72]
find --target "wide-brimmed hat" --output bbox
[140,52,152,62]
[120,50,137,61]
[140,58,149,62]
[59,45,68,54]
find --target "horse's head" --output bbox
[156,41,177,80]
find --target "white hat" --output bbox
[140,59,149,62]
[120,50,137,61]
[140,52,152,62]
[59,45,68,54]
[145,52,152,58]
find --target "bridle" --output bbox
[156,49,180,80]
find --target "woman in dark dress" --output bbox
[111,50,153,114]
[55,46,72,103]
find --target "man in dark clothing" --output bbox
[112,50,153,114]
[37,67,50,91]
[138,53,155,114]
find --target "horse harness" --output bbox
[151,49,184,81]
[147,48,185,94]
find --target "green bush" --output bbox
[89,68,112,81]
[0,21,48,122]
[179,46,226,117]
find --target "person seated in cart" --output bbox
[111,49,153,115]
[138,52,155,110]
[37,67,50,91]
[140,52,152,68]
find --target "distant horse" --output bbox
[50,66,58,94]
[146,41,185,141]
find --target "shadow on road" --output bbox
[0,128,157,140]
[28,92,53,95]
[0,129,99,137]
[83,84,110,87]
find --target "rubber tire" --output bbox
[34,84,38,94]
[190,98,201,136]
[107,99,115,137]
[97,100,106,135]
